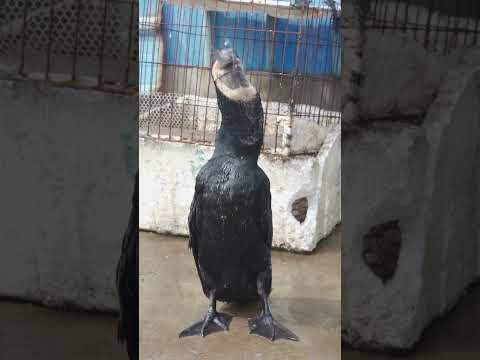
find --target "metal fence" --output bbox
[139,0,342,154]
[0,0,138,92]
[360,0,480,55]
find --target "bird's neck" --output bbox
[213,88,264,162]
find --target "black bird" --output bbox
[179,49,298,342]
[116,171,139,359]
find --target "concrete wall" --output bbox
[139,125,341,252]
[342,66,480,350]
[0,77,137,311]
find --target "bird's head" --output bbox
[211,48,257,102]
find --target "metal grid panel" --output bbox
[361,0,480,54]
[139,0,342,154]
[0,0,138,90]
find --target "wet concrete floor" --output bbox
[140,230,341,360]
[343,283,480,360]
[0,300,128,359]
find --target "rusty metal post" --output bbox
[19,0,30,75]
[45,0,56,81]
[98,0,109,88]
[71,0,82,82]
[124,0,136,88]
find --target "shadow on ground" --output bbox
[0,300,128,359]
[140,229,341,360]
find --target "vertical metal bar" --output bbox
[152,0,163,138]
[231,4,240,55]
[278,4,294,154]
[372,0,379,28]
[381,1,389,33]
[98,0,109,88]
[412,2,421,41]
[19,0,29,75]
[149,0,160,137]
[168,0,186,141]
[463,0,473,46]
[71,0,82,82]
[214,0,233,144]
[474,2,480,45]
[239,2,249,80]
[403,0,410,33]
[45,0,55,81]
[330,8,342,118]
[179,2,195,141]
[143,0,154,136]
[313,10,327,125]
[191,2,208,142]
[201,8,214,143]
[297,9,310,115]
[261,2,281,153]
[433,0,441,52]
[261,13,277,152]
[201,0,219,145]
[124,0,136,87]
[452,0,463,49]
[286,16,302,153]
[254,0,270,97]
[443,9,451,55]
[392,0,400,33]
[424,0,434,49]
[317,6,331,124]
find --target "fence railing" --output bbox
[0,0,138,92]
[360,0,480,55]
[139,0,341,154]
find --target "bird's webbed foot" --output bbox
[248,312,299,342]
[248,271,299,342]
[179,310,232,338]
[179,291,233,338]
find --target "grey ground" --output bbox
[2,228,478,359]
[140,230,342,360]
[0,300,128,360]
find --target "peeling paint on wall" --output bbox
[190,147,208,179]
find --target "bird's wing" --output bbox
[188,188,200,262]
[189,186,214,297]
[116,171,139,353]
[259,175,273,250]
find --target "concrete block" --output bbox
[140,125,341,252]
[342,67,480,350]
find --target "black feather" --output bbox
[116,171,139,360]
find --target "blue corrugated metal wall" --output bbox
[209,11,271,71]
[271,16,340,75]
[161,5,210,67]
[140,1,341,93]
[139,0,160,94]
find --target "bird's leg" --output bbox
[248,271,299,342]
[179,290,233,338]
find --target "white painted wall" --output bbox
[0,78,137,311]
[342,67,480,350]
[139,125,341,252]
